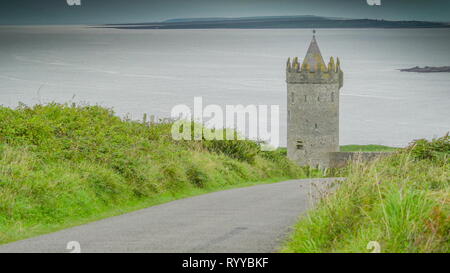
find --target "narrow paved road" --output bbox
[0,178,339,253]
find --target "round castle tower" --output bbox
[286,32,344,169]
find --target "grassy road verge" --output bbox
[282,135,449,253]
[0,104,317,244]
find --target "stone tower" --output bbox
[286,32,343,168]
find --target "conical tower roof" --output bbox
[303,32,326,72]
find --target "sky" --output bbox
[1,0,449,25]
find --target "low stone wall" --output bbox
[329,152,393,168]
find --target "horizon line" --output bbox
[1,14,449,26]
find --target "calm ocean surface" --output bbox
[0,26,449,147]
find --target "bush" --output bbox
[407,134,450,162]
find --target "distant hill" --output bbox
[102,15,450,29]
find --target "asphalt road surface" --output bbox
[0,178,339,253]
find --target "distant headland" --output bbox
[99,15,450,29]
[400,66,450,73]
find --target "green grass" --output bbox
[278,145,398,153]
[0,103,321,245]
[340,144,399,152]
[282,135,450,253]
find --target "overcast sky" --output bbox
[1,0,449,25]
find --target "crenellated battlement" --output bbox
[286,56,343,87]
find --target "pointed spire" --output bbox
[291,57,298,71]
[303,31,326,72]
[328,57,335,72]
[287,57,291,71]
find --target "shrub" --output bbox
[407,134,449,162]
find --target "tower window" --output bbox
[291,93,294,103]
[317,96,320,102]
[331,92,334,102]
[296,140,304,150]
[304,95,307,102]
[315,123,318,129]
[288,110,291,121]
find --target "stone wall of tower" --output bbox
[286,57,343,169]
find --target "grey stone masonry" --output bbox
[329,152,393,169]
[286,34,344,169]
